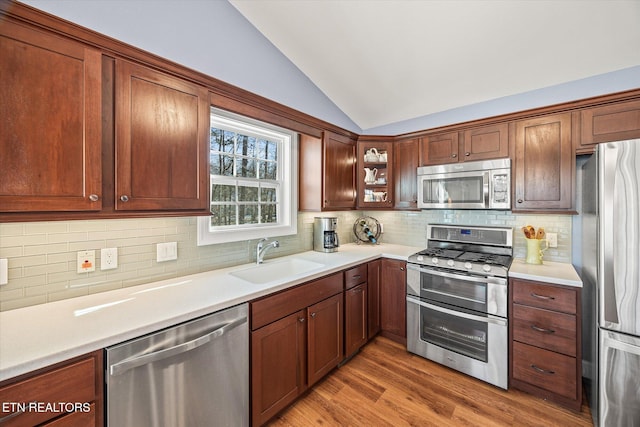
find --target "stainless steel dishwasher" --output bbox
[106,303,248,427]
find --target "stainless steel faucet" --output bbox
[256,238,279,264]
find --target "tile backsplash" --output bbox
[0,210,572,311]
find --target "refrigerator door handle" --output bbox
[603,332,640,357]
[599,142,620,327]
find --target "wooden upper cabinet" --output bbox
[393,138,419,209]
[420,131,459,165]
[578,99,640,153]
[513,113,574,211]
[357,139,393,209]
[115,59,209,211]
[462,123,509,161]
[299,131,356,211]
[0,21,102,212]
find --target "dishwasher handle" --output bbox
[109,316,247,376]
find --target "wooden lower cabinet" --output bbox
[250,273,343,426]
[344,283,368,358]
[509,278,582,411]
[0,351,103,426]
[380,258,407,344]
[367,260,382,339]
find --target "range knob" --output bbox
[482,264,492,272]
[447,259,455,267]
[431,257,439,264]
[417,255,424,262]
[464,262,473,270]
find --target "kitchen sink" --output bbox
[230,258,325,284]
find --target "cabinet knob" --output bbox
[310,312,316,318]
[88,194,99,202]
[517,199,523,204]
[120,195,130,202]
[298,317,305,323]
[400,267,405,271]
[465,152,470,156]
[451,153,457,158]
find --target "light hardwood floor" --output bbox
[267,336,593,426]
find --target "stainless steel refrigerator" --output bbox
[582,139,640,426]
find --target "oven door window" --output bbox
[421,270,487,313]
[422,175,485,205]
[420,302,488,362]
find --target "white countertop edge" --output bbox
[508,258,582,288]
[0,243,420,382]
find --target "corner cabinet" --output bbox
[513,113,575,212]
[357,139,394,209]
[299,131,356,211]
[0,20,102,212]
[509,278,582,411]
[114,59,209,211]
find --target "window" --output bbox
[197,108,297,245]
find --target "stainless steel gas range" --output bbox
[406,224,513,389]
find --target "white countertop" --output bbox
[0,243,420,382]
[508,258,582,287]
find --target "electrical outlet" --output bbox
[547,233,558,248]
[101,247,118,270]
[157,242,178,262]
[77,250,96,273]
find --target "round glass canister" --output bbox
[525,238,549,264]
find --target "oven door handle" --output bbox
[407,263,505,285]
[406,295,507,326]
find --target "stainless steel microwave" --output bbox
[417,159,511,210]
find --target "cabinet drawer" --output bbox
[251,272,343,330]
[0,357,96,426]
[513,304,576,356]
[344,264,367,289]
[512,341,577,400]
[511,280,577,314]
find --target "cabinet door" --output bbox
[420,132,459,165]
[380,259,407,344]
[251,310,306,427]
[580,99,640,150]
[357,140,393,208]
[307,293,343,386]
[462,123,509,161]
[323,131,356,209]
[0,21,102,212]
[345,283,368,357]
[394,138,419,209]
[367,260,382,339]
[514,113,574,211]
[115,59,209,211]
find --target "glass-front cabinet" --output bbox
[357,139,394,208]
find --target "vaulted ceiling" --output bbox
[229,0,640,131]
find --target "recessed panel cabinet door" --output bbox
[0,21,102,212]
[323,131,356,209]
[115,59,209,211]
[307,293,343,387]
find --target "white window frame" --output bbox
[197,108,298,245]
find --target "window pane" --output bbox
[221,130,235,153]
[210,154,234,176]
[238,185,258,202]
[238,205,258,225]
[235,134,257,157]
[210,128,224,152]
[236,157,256,178]
[211,183,236,202]
[258,139,278,161]
[259,161,277,180]
[210,205,236,226]
[261,204,277,224]
[260,187,277,202]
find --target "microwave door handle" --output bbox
[483,171,490,208]
[406,295,506,326]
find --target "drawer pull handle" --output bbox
[530,324,556,334]
[530,364,555,375]
[530,292,555,300]
[352,275,361,279]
